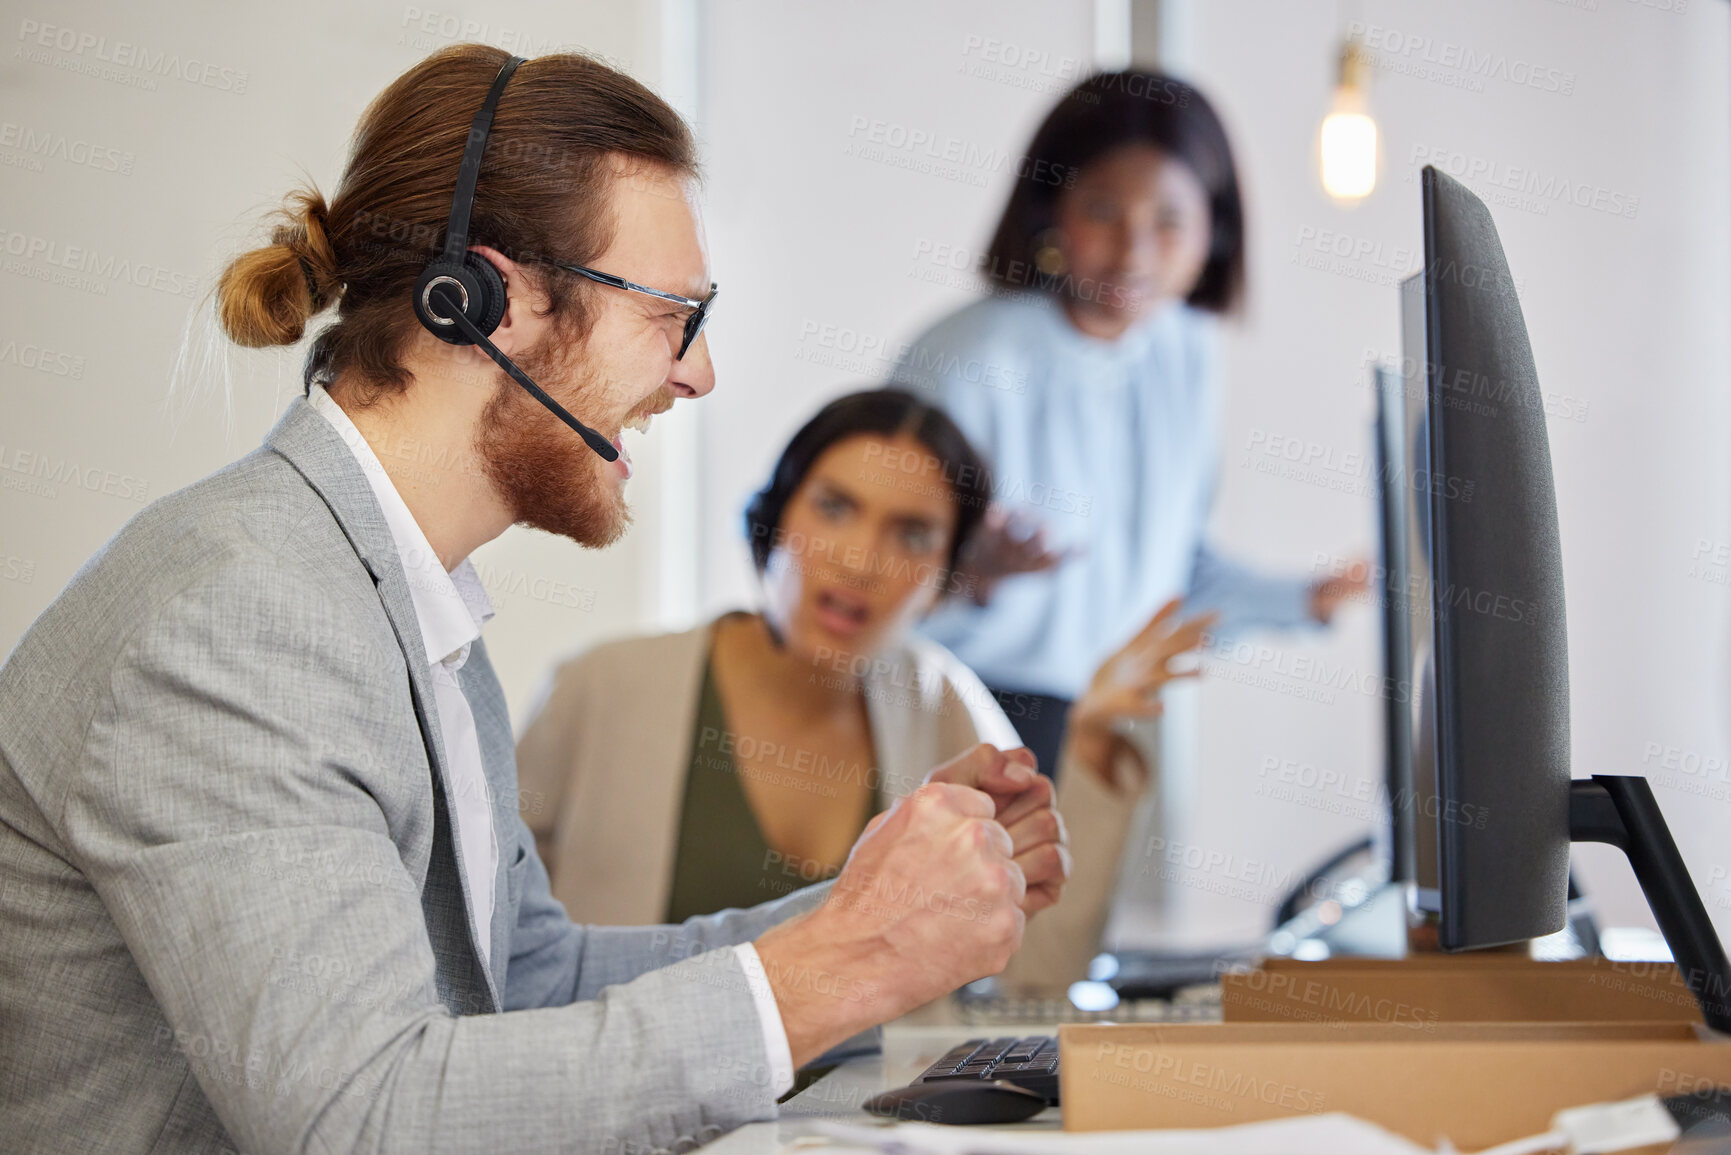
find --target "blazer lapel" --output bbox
[455,637,519,991]
[264,396,500,1013]
[864,642,937,810]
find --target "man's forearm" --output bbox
[752,908,891,1069]
[551,879,836,1003]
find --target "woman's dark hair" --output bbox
[984,69,1245,313]
[744,389,993,585]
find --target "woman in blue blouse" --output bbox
[892,70,1363,782]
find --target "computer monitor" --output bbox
[1372,364,1416,889]
[1402,165,1574,949]
[1261,365,1421,956]
[1404,166,1730,1029]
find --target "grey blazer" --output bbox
[0,397,833,1154]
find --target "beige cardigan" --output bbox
[514,614,1148,990]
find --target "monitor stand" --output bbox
[1570,775,1731,1032]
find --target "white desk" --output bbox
[703,1024,1064,1153]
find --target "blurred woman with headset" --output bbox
[516,388,1208,986]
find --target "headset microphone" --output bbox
[411,54,620,464]
[427,285,618,460]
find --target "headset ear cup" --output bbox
[744,488,773,569]
[461,251,508,335]
[412,253,509,345]
[413,260,479,345]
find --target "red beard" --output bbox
[473,336,630,549]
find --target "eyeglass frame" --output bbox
[552,261,718,360]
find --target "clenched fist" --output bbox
[754,744,1070,1066]
[923,744,1070,916]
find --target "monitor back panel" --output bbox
[1421,165,1573,951]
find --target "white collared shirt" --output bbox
[309,386,792,1094]
[310,384,499,966]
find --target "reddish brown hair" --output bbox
[217,44,697,399]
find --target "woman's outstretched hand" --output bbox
[1309,556,1371,624]
[1066,597,1218,792]
[956,504,1074,605]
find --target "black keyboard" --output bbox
[912,1035,1060,1104]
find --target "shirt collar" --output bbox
[307,384,495,669]
[1031,290,1182,364]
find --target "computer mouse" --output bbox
[862,1079,1049,1125]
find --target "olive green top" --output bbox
[663,659,880,923]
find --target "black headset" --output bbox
[410,55,619,463]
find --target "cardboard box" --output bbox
[1058,1020,1731,1150]
[1222,955,1704,1026]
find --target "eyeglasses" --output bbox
[553,261,718,360]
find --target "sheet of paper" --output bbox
[794,1112,1436,1155]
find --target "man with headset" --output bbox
[0,47,1069,1154]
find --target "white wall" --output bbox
[693,0,1101,617]
[1164,0,1731,946]
[0,0,680,722]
